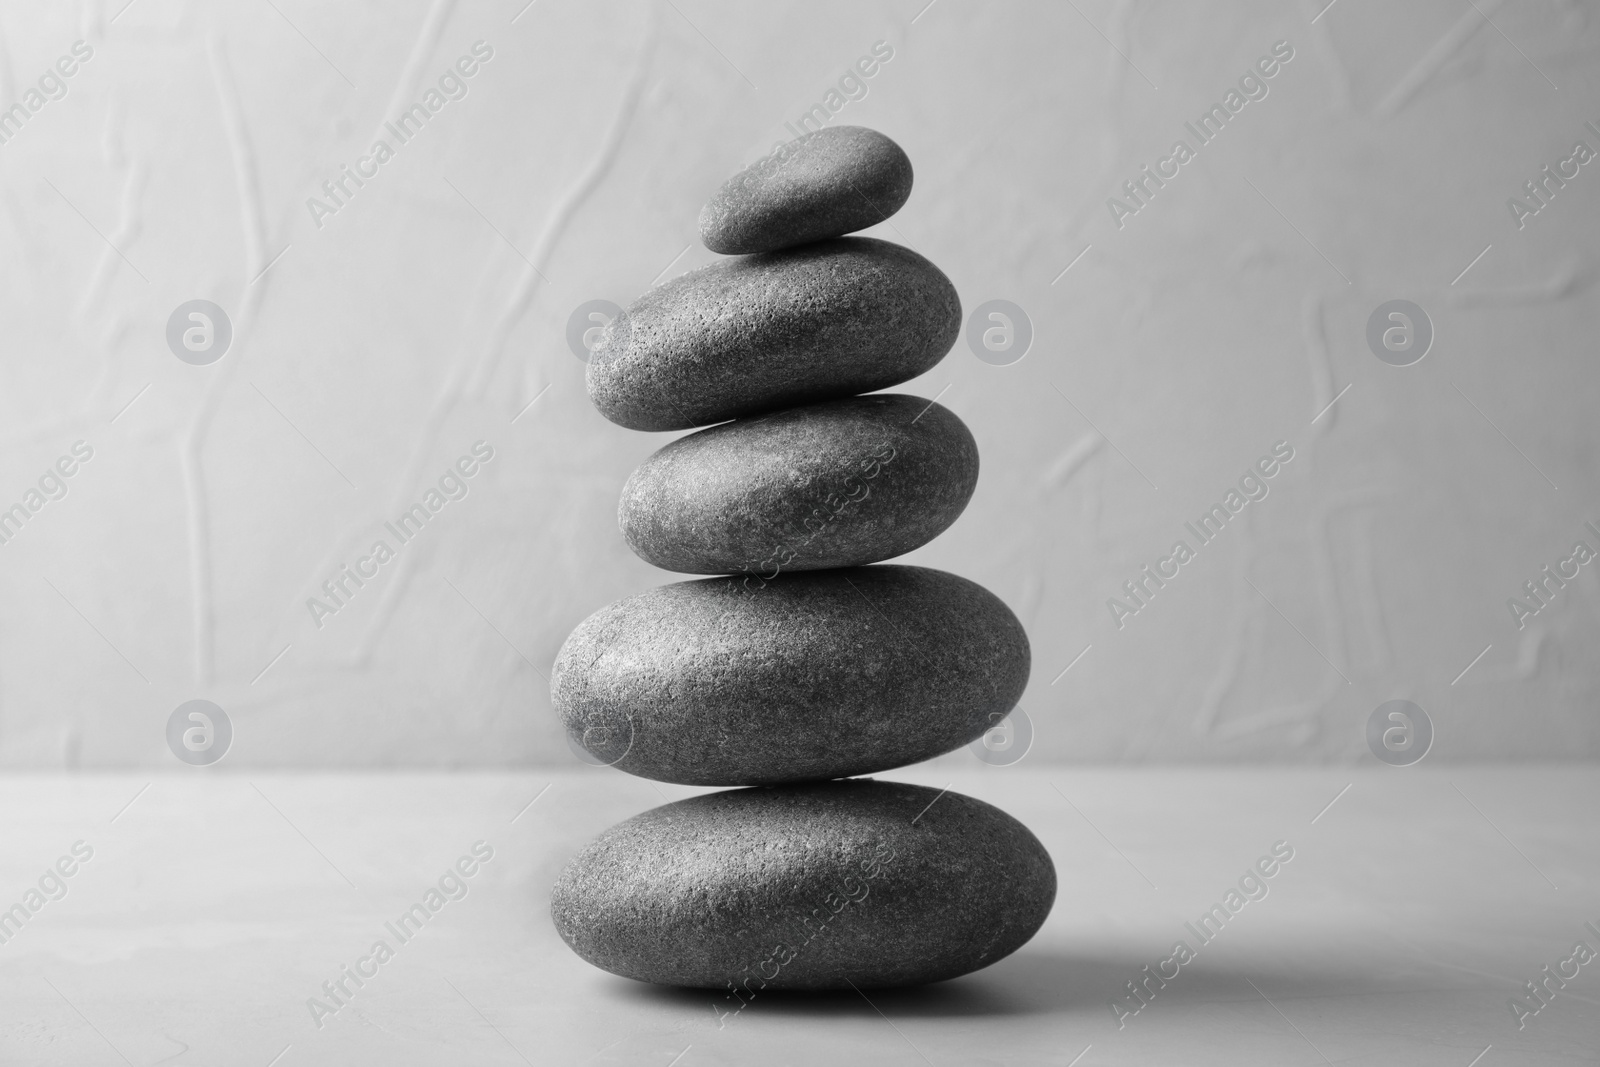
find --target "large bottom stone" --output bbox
[550,780,1057,990]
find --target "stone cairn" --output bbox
[551,127,1055,994]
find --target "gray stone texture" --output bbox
[619,393,979,574]
[551,565,1030,786]
[698,126,914,254]
[586,238,961,432]
[550,779,1057,989]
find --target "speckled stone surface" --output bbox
[586,237,961,431]
[550,779,1057,990]
[698,126,914,254]
[551,565,1030,785]
[619,394,978,575]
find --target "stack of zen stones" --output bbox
[550,127,1055,994]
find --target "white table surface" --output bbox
[1,766,1596,1066]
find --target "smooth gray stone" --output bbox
[586,238,961,431]
[551,565,1029,785]
[619,394,978,575]
[550,779,1057,990]
[698,126,914,254]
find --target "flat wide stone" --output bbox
[586,238,961,431]
[550,779,1057,989]
[551,565,1030,785]
[698,126,914,254]
[619,393,978,574]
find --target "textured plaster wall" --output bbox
[0,0,1596,767]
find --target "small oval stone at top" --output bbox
[699,126,914,255]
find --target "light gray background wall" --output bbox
[0,0,1595,767]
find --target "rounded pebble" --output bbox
[586,238,961,432]
[698,126,914,254]
[551,565,1030,786]
[619,394,978,574]
[550,779,1057,989]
